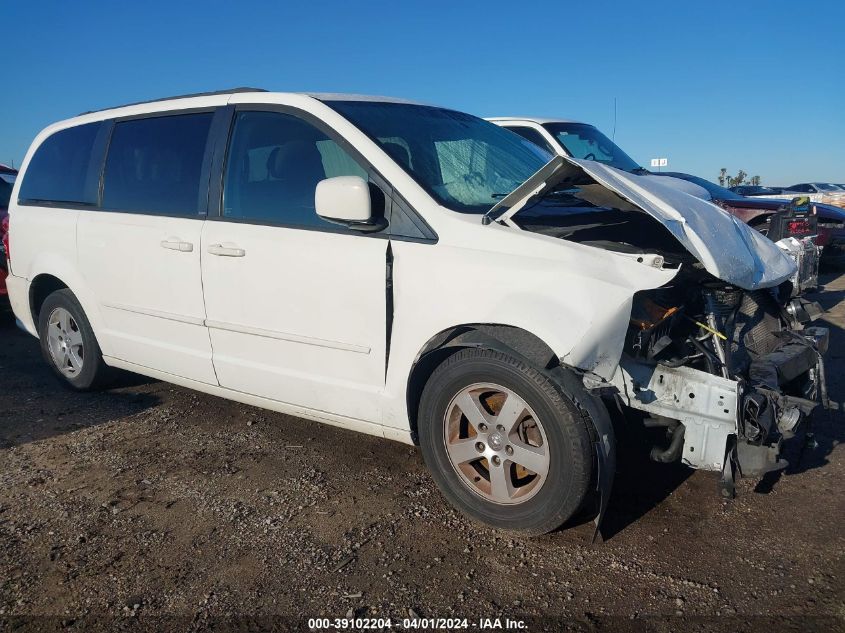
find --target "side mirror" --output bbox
[316,176,386,232]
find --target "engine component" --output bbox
[777,406,801,437]
[645,417,686,463]
[609,359,738,471]
[741,392,774,443]
[786,297,824,325]
[702,287,785,376]
[610,263,835,502]
[628,298,681,361]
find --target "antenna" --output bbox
[612,97,617,141]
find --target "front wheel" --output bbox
[38,288,111,391]
[418,348,595,535]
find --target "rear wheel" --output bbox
[418,348,594,535]
[38,289,111,390]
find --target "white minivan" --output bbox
[5,89,833,534]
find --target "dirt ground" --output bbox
[0,275,843,633]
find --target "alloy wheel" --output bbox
[46,307,84,378]
[443,382,550,505]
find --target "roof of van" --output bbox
[80,88,430,115]
[487,117,584,125]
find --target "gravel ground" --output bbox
[0,275,843,633]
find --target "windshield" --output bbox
[816,183,841,191]
[0,173,16,208]
[543,123,642,173]
[326,101,551,213]
[661,173,745,200]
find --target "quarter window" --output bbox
[18,122,103,205]
[222,111,368,228]
[102,113,213,215]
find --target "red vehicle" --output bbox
[0,164,17,301]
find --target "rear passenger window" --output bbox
[19,122,103,205]
[102,113,213,215]
[223,111,368,228]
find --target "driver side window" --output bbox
[223,111,368,228]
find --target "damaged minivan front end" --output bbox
[490,156,838,496]
[602,276,831,496]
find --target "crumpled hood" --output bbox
[639,174,710,199]
[491,157,797,291]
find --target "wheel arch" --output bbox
[406,324,561,442]
[26,270,109,356]
[29,273,70,326]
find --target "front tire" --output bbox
[38,289,111,391]
[418,348,594,535]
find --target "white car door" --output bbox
[200,109,387,423]
[77,112,218,384]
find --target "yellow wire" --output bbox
[692,319,728,341]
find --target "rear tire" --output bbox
[418,348,594,535]
[38,289,111,391]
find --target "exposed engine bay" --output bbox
[616,268,833,493]
[509,162,837,497]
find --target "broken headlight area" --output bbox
[607,270,836,497]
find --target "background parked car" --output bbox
[730,184,783,196]
[652,171,845,270]
[489,117,712,198]
[652,172,826,292]
[653,171,837,236]
[758,182,845,209]
[491,117,845,271]
[0,164,17,302]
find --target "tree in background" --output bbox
[718,168,761,188]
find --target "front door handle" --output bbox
[208,243,246,257]
[160,238,194,252]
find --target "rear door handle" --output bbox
[160,238,194,252]
[208,243,246,257]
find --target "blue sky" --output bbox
[2,0,843,185]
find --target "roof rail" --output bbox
[79,87,268,115]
